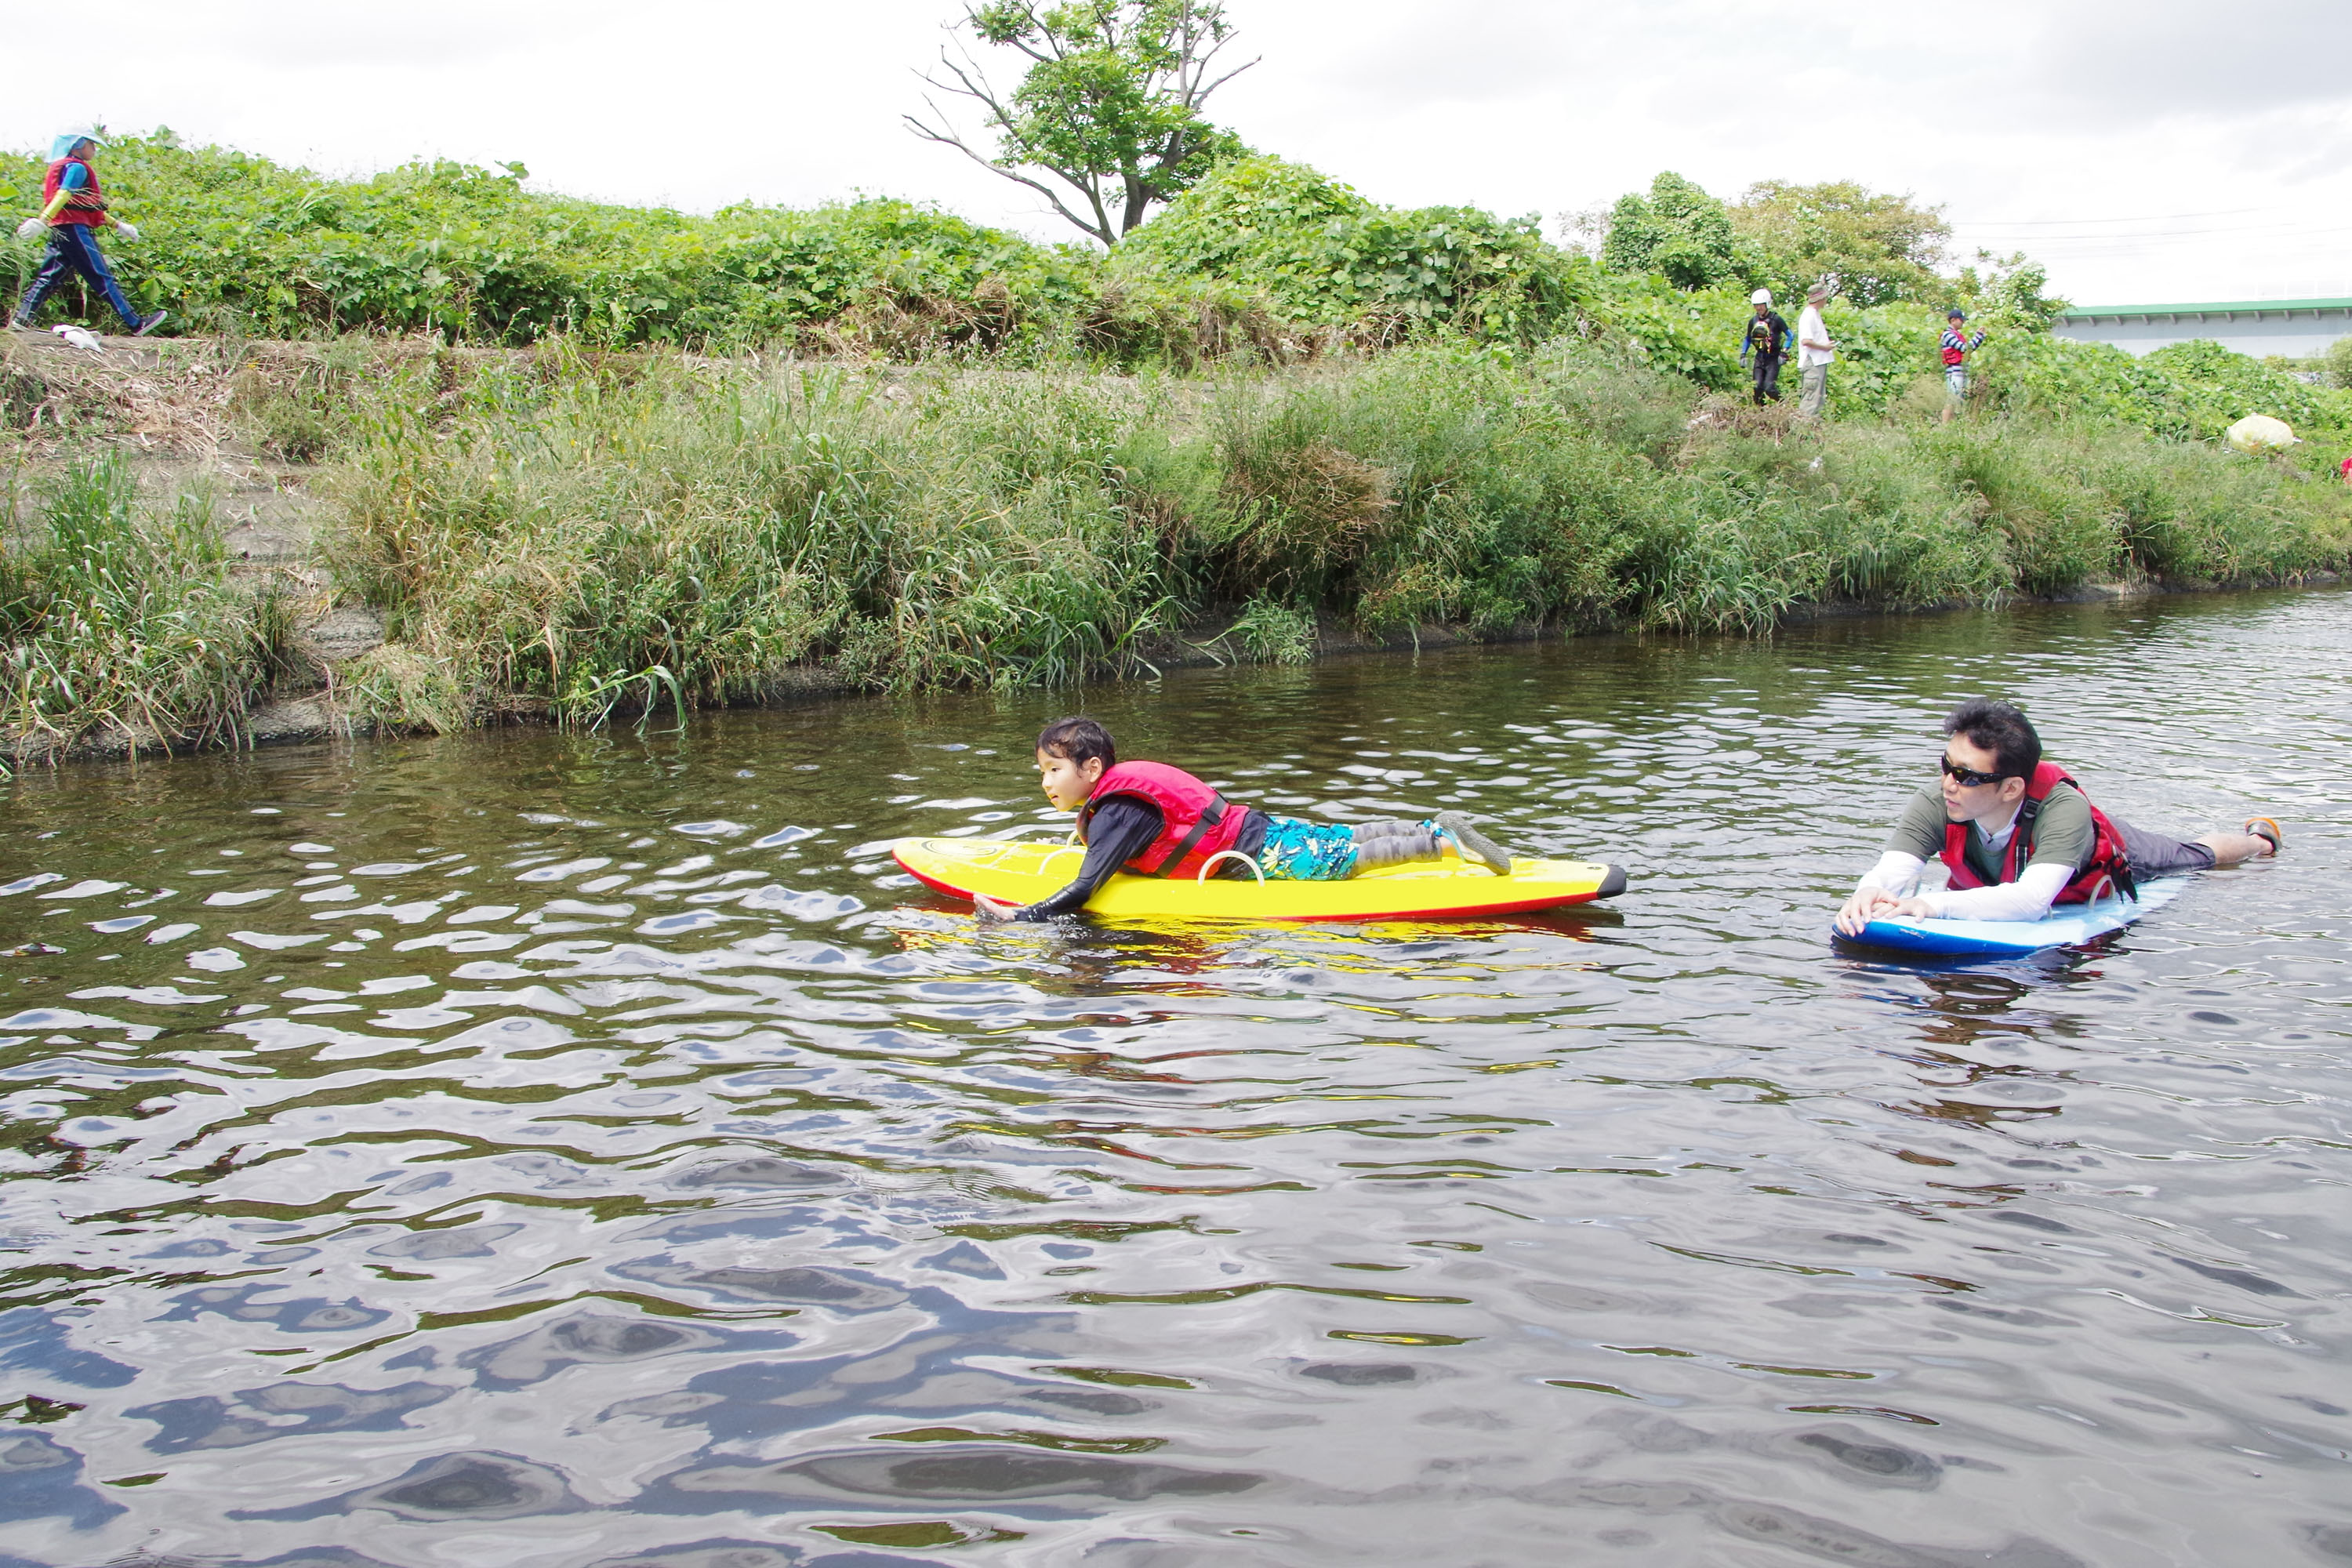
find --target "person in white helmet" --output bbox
[1738,289,1791,406]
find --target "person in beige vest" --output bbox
[1795,280,1835,419]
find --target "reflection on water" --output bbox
[2,591,2349,1566]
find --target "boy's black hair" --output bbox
[1942,699,2040,781]
[1036,717,1116,768]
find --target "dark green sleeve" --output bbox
[1885,788,1950,860]
[2024,785,2095,872]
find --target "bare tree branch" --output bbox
[904,96,1115,246]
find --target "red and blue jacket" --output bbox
[1076,761,1250,879]
[43,158,107,227]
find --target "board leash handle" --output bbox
[1195,849,1265,884]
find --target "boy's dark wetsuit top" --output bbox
[1014,800,1272,920]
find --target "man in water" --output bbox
[1834,699,2281,935]
[973,717,1520,921]
[10,129,168,337]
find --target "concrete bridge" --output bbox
[2053,296,2352,359]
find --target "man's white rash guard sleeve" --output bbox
[1854,851,1925,897]
[1919,861,2073,922]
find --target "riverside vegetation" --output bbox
[4,140,2350,753]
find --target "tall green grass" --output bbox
[308,339,2352,731]
[10,339,2343,751]
[0,456,277,755]
[322,352,1175,729]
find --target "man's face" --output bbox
[1755,304,1769,318]
[1939,734,2025,821]
[1036,749,1105,811]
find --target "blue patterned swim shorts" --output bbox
[1253,816,1361,881]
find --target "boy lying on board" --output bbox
[975,717,1520,921]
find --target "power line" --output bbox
[1952,206,2274,227]
[1957,222,2352,246]
[1963,220,2352,242]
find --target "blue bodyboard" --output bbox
[1841,876,2186,957]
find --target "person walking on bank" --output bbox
[1939,307,1985,421]
[9,130,168,337]
[1796,280,1835,419]
[1739,289,1791,406]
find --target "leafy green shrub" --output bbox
[1118,156,1580,343]
[0,135,1106,354]
[1980,333,2352,443]
[1599,172,1758,292]
[2325,334,2352,391]
[2142,339,2350,438]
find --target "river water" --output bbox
[2,590,2347,1567]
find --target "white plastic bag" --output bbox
[2226,414,2299,453]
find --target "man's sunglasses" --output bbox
[1940,755,2011,787]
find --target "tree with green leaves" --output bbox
[1731,180,1949,307]
[1953,249,2067,329]
[906,0,1254,249]
[1595,172,1759,292]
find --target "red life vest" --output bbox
[1076,760,1248,879]
[1940,761,2135,904]
[43,158,106,227]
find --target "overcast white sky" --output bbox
[8,0,2349,307]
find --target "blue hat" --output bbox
[1946,307,1965,319]
[49,129,101,159]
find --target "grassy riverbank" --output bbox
[5,136,2352,757]
[7,333,2344,756]
[317,345,2352,730]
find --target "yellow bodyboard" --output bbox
[892,837,1627,922]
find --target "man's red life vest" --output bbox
[43,158,106,227]
[1940,761,2135,904]
[1076,760,1248,879]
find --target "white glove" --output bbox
[13,218,41,241]
[113,220,140,242]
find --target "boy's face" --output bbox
[1036,748,1106,811]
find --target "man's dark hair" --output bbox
[1942,699,2040,780]
[1036,717,1116,767]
